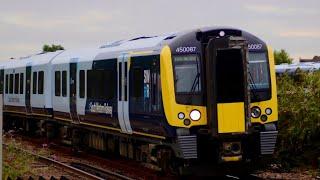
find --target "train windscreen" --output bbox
[248,52,271,102]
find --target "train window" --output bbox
[131,68,144,98]
[216,49,244,103]
[33,72,37,94]
[20,73,24,94]
[173,54,203,105]
[130,55,161,114]
[87,69,115,100]
[248,53,270,89]
[55,71,61,96]
[9,74,13,94]
[174,55,201,93]
[79,70,85,98]
[38,71,44,94]
[5,74,8,94]
[62,71,67,97]
[14,73,19,94]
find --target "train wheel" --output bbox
[157,148,180,175]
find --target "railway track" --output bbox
[3,132,269,179]
[3,143,134,180]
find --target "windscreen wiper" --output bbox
[188,72,200,104]
[248,71,260,101]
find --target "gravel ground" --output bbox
[3,146,85,180]
[254,165,319,179]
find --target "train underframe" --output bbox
[3,113,277,175]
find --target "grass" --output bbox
[2,139,35,180]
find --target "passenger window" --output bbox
[55,71,61,96]
[130,55,161,114]
[33,72,37,94]
[62,71,67,97]
[5,74,8,94]
[14,73,19,94]
[9,74,13,94]
[38,71,44,94]
[20,73,24,94]
[131,68,144,98]
[79,70,85,98]
[87,69,115,100]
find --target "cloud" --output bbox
[0,10,113,31]
[279,30,320,38]
[0,43,40,60]
[243,4,319,15]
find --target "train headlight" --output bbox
[190,110,201,121]
[251,106,261,118]
[178,112,185,120]
[265,108,272,115]
[219,31,225,37]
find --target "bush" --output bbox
[276,70,320,167]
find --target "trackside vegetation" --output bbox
[276,70,320,168]
[2,140,35,179]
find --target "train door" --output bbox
[0,69,3,106]
[70,62,79,123]
[205,36,250,135]
[0,69,4,94]
[117,54,132,134]
[25,66,32,114]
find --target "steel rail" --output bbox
[3,143,134,180]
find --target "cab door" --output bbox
[117,54,132,134]
[206,36,250,135]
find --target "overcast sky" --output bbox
[0,0,319,61]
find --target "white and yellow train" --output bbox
[0,27,278,173]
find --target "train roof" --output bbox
[1,26,266,69]
[1,51,63,69]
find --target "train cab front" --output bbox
[160,28,278,166]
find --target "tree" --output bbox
[274,49,293,65]
[42,44,64,52]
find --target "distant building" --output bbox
[300,56,320,62]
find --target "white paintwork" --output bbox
[3,66,25,107]
[117,54,132,134]
[2,51,62,110]
[0,33,178,122]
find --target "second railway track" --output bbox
[3,142,134,180]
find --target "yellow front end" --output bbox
[160,46,207,128]
[217,103,245,133]
[161,45,277,129]
[250,46,278,124]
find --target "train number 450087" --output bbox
[176,46,197,53]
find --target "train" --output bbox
[0,27,278,174]
[276,62,320,74]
